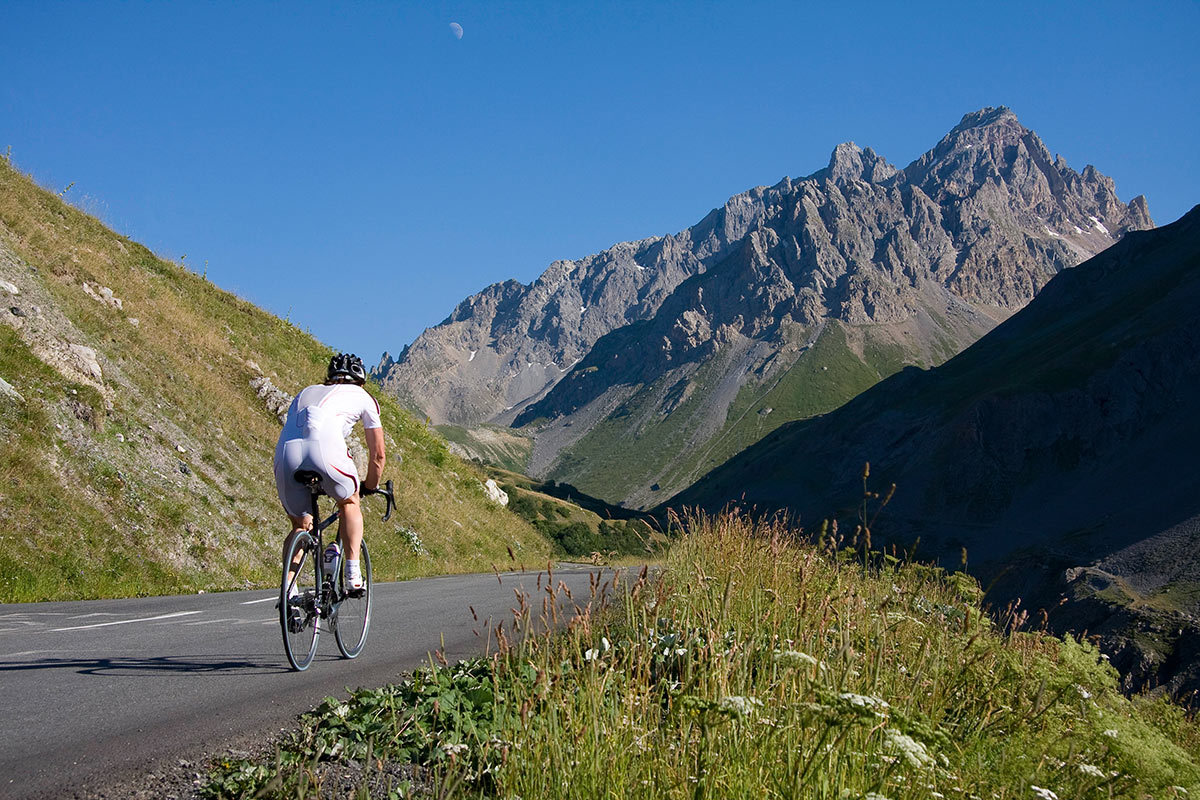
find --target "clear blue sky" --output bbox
[3,1,1197,363]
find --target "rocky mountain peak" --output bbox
[376,108,1153,432]
[952,105,1020,133]
[819,142,900,184]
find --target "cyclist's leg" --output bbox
[282,514,314,584]
[336,494,363,563]
[276,439,318,585]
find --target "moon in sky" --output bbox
[449,22,463,40]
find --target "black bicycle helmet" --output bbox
[326,353,367,385]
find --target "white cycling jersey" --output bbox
[274,383,382,516]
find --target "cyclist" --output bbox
[274,353,385,591]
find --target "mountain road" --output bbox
[0,565,624,799]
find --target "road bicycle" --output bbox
[279,472,394,671]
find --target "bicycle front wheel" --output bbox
[280,530,321,671]
[334,540,372,659]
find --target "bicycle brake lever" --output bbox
[381,479,395,522]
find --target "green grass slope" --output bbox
[435,423,533,473]
[0,156,550,602]
[541,319,948,508]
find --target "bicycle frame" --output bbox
[286,477,393,616]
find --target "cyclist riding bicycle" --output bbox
[274,353,385,591]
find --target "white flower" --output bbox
[675,647,687,656]
[774,649,821,669]
[1078,763,1104,778]
[584,648,600,661]
[601,637,611,652]
[442,742,469,757]
[1103,728,1119,738]
[1030,786,1058,800]
[864,793,892,800]
[717,695,763,719]
[884,729,935,769]
[839,692,890,714]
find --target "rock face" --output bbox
[667,206,1200,700]
[376,107,1152,504]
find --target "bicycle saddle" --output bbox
[293,470,324,489]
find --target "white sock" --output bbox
[345,559,361,580]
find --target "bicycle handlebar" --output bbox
[361,479,395,522]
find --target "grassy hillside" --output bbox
[484,467,666,561]
[204,511,1200,798]
[542,320,942,508]
[0,156,551,602]
[436,423,533,473]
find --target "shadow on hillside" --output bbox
[0,654,290,676]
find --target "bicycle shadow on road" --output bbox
[0,654,291,676]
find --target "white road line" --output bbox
[49,611,203,632]
[67,613,121,620]
[240,597,277,606]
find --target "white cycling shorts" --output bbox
[274,435,360,518]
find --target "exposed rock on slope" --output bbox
[667,205,1200,698]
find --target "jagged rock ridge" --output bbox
[377,108,1151,505]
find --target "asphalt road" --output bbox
[0,565,623,799]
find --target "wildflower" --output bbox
[1078,764,1104,778]
[1102,729,1119,738]
[864,793,892,800]
[1075,684,1092,700]
[774,649,821,669]
[584,648,600,661]
[839,692,890,714]
[717,695,763,719]
[1030,787,1058,800]
[442,742,469,757]
[884,729,935,769]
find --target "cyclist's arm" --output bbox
[362,426,386,491]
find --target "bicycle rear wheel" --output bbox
[280,531,321,671]
[334,540,372,658]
